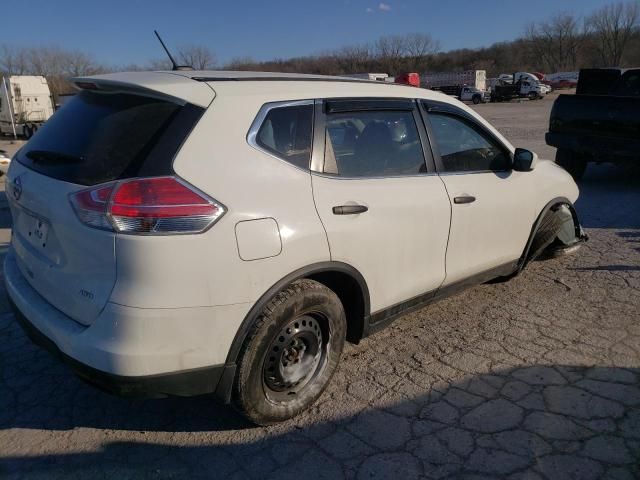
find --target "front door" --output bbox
[422,101,534,285]
[311,99,451,314]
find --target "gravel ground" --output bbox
[1,92,639,479]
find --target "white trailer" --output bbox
[0,75,55,139]
[422,70,487,91]
[342,73,390,82]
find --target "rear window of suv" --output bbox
[256,103,313,169]
[17,91,204,186]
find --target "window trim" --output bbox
[311,98,436,179]
[419,100,514,175]
[325,98,415,114]
[246,99,315,172]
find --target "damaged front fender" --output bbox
[518,198,588,271]
[543,203,589,258]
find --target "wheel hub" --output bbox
[263,314,324,394]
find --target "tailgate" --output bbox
[7,163,116,325]
[5,83,207,325]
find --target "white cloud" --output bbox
[378,2,391,11]
[366,7,373,13]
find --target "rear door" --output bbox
[421,101,533,285]
[311,99,451,315]
[6,89,203,325]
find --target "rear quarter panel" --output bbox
[109,92,331,309]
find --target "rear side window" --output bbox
[324,110,426,177]
[256,104,313,169]
[428,113,510,172]
[614,70,640,97]
[17,91,203,185]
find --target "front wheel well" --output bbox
[519,198,583,270]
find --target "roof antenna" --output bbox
[153,30,193,71]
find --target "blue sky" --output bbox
[3,0,611,66]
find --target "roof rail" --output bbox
[191,76,396,85]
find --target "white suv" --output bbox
[4,71,586,424]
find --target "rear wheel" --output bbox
[233,279,346,425]
[22,125,33,140]
[472,95,481,105]
[555,149,587,180]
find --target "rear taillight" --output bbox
[70,176,225,235]
[70,184,115,230]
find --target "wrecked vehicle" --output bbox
[5,70,586,425]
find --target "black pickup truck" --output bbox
[545,68,640,179]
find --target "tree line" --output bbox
[1,1,638,102]
[227,1,639,75]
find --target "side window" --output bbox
[256,104,313,169]
[428,112,511,172]
[324,110,426,177]
[616,71,640,96]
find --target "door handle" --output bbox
[453,195,476,204]
[332,204,368,215]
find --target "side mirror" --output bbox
[513,148,538,172]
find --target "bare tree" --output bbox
[225,56,259,70]
[375,35,409,74]
[26,47,65,78]
[177,45,217,70]
[334,44,372,73]
[0,44,105,100]
[586,1,640,66]
[148,58,174,70]
[627,28,640,64]
[0,45,29,75]
[403,33,440,70]
[526,13,584,71]
[64,51,102,77]
[117,63,149,72]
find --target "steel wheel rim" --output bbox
[262,313,329,402]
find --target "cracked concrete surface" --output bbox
[1,94,639,479]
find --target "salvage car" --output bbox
[4,71,586,424]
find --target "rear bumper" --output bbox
[4,249,251,397]
[546,132,640,160]
[10,300,226,397]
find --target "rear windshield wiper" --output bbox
[25,150,84,164]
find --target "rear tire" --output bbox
[472,95,481,105]
[22,125,33,140]
[232,279,346,425]
[555,149,587,180]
